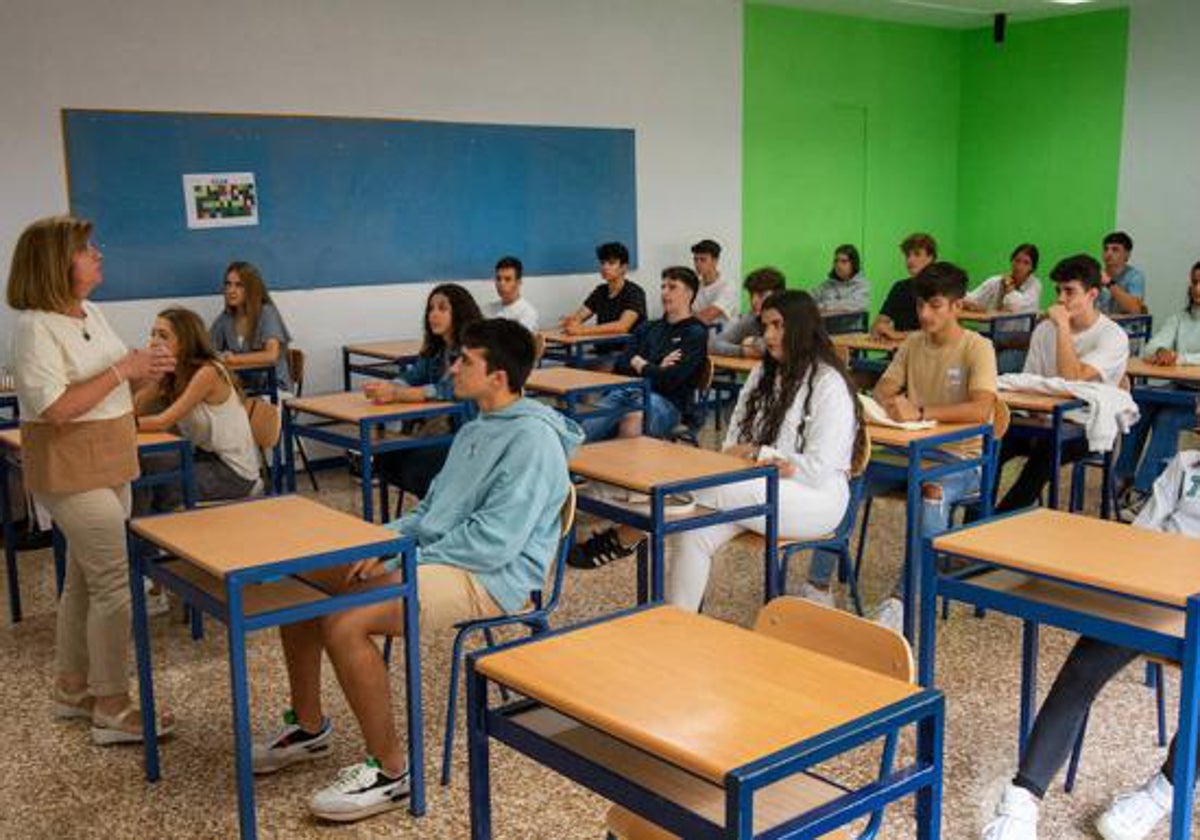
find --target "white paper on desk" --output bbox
[858,393,937,431]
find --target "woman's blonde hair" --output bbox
[224,261,271,341]
[6,216,93,313]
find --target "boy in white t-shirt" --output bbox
[486,255,538,332]
[690,239,739,328]
[995,254,1130,511]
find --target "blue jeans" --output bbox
[891,465,982,599]
[580,388,680,442]
[1115,397,1198,493]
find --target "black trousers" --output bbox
[995,435,1090,512]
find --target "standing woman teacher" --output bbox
[7,216,175,744]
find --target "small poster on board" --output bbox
[183,172,259,229]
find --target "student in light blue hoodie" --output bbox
[253,318,583,823]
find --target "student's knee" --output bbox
[618,411,644,438]
[320,608,372,652]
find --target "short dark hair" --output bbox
[461,318,536,393]
[1010,243,1040,271]
[1189,260,1200,313]
[662,265,700,303]
[913,261,968,301]
[1050,254,1103,290]
[596,241,630,265]
[1103,231,1134,252]
[690,239,721,259]
[494,255,523,279]
[829,244,861,279]
[901,232,938,259]
[744,266,786,294]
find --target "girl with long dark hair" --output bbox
[666,290,863,611]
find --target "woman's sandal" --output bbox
[53,686,94,721]
[91,703,176,746]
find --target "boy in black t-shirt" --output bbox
[560,241,647,336]
[871,232,937,340]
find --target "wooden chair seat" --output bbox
[512,707,849,839]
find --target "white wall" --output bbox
[0,0,742,393]
[1118,0,1200,318]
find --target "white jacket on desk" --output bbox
[998,372,1139,452]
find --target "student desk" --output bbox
[1126,357,1200,413]
[570,437,779,603]
[866,421,995,643]
[127,495,424,840]
[711,354,759,375]
[524,366,648,424]
[920,508,1200,840]
[832,332,901,375]
[707,356,760,429]
[1113,312,1154,352]
[821,309,870,335]
[341,339,423,389]
[540,331,631,368]
[958,310,1038,338]
[0,429,195,624]
[998,389,1088,510]
[283,391,466,522]
[466,605,945,840]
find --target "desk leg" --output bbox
[342,348,352,391]
[226,582,258,840]
[283,407,298,494]
[636,541,648,605]
[401,547,426,816]
[1018,621,1039,761]
[1170,596,1200,840]
[1,456,19,623]
[918,538,938,687]
[903,446,922,644]
[650,493,665,602]
[917,696,945,840]
[359,427,375,523]
[1049,410,1064,510]
[180,443,196,509]
[127,532,160,782]
[466,661,492,840]
[765,470,779,602]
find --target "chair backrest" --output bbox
[286,348,306,397]
[753,596,914,683]
[244,396,281,449]
[992,397,1011,441]
[697,355,715,392]
[532,332,547,366]
[849,421,872,478]
[539,483,578,615]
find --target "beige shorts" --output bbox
[415,563,502,633]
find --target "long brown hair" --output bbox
[156,307,242,403]
[421,283,483,358]
[6,216,93,313]
[224,261,271,341]
[737,290,863,461]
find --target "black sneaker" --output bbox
[1119,488,1151,524]
[252,709,333,775]
[567,527,640,570]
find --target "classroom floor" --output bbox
[1,438,1195,839]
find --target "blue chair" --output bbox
[605,595,915,840]
[437,484,577,785]
[777,423,872,614]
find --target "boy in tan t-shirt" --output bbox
[870,261,998,632]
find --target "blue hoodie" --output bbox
[386,396,584,613]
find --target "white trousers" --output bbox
[666,475,849,611]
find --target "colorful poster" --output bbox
[183,172,258,229]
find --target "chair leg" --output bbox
[482,627,511,703]
[394,488,407,521]
[1153,661,1167,748]
[853,496,874,584]
[1064,709,1089,793]
[1100,453,1116,521]
[382,635,393,666]
[188,604,204,640]
[839,548,864,616]
[296,438,319,493]
[442,628,471,786]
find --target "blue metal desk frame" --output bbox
[466,604,947,840]
[1115,314,1154,354]
[1003,395,1088,510]
[126,500,425,840]
[1,433,195,624]
[960,312,1037,339]
[918,518,1200,840]
[543,333,632,368]
[866,423,995,643]
[573,465,779,604]
[527,376,650,425]
[283,400,466,522]
[342,345,421,390]
[822,310,870,336]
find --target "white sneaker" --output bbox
[252,710,333,774]
[309,759,411,822]
[144,580,170,618]
[1096,772,1172,840]
[872,597,905,635]
[799,582,835,608]
[982,783,1039,840]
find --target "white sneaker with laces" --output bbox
[872,597,905,635]
[309,759,411,822]
[252,710,333,775]
[1096,772,1172,840]
[799,582,835,608]
[982,783,1039,840]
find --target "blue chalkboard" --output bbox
[63,110,638,301]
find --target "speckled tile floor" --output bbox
[1,435,1195,839]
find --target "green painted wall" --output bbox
[957,10,1128,305]
[743,4,1128,312]
[743,5,962,309]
